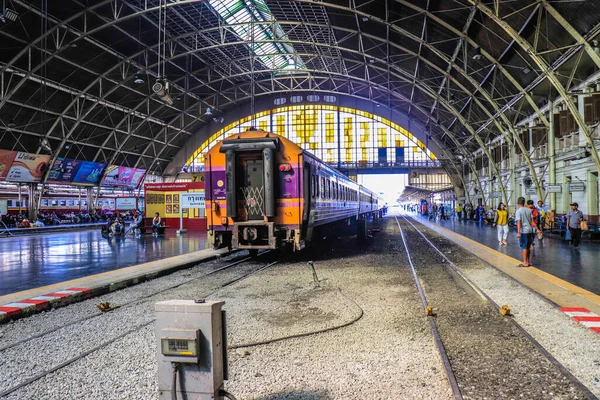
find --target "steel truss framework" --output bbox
[0,0,599,197]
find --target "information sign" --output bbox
[115,197,137,210]
[0,200,7,216]
[180,193,205,208]
[546,185,562,193]
[568,182,586,192]
[526,187,537,195]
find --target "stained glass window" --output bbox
[186,105,437,171]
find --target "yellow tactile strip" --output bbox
[414,217,600,315]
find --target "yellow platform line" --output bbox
[413,216,600,315]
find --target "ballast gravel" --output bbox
[1,215,598,399]
[409,215,600,398]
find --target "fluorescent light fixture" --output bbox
[213,117,224,123]
[205,107,213,116]
[0,8,18,23]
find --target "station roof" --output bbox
[0,0,598,176]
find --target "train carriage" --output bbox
[205,130,384,252]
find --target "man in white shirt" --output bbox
[515,196,533,267]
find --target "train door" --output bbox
[301,160,312,239]
[237,156,265,221]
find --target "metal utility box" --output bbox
[155,300,226,400]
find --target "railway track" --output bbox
[394,214,597,400]
[0,251,282,398]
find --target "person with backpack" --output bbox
[515,197,534,267]
[526,200,538,251]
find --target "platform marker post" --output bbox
[177,192,187,235]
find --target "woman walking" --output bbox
[493,202,509,245]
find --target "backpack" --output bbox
[530,208,538,227]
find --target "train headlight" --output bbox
[278,163,292,172]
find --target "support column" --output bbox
[587,170,598,215]
[548,103,557,209]
[509,142,517,213]
[86,187,95,214]
[578,94,586,148]
[28,183,40,221]
[562,176,571,214]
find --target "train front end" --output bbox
[205,131,303,251]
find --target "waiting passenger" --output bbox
[515,197,533,267]
[493,202,509,246]
[20,218,31,228]
[151,212,161,235]
[566,202,584,249]
[130,211,143,237]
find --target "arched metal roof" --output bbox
[1,0,599,182]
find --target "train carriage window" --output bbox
[321,177,325,199]
[311,174,316,198]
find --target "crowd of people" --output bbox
[0,210,135,228]
[417,198,586,268]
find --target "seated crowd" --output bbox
[1,211,114,228]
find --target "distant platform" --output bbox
[0,228,209,296]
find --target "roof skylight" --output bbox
[208,0,305,71]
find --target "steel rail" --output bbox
[400,213,598,400]
[0,253,281,398]
[0,250,270,352]
[393,215,463,400]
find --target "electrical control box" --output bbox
[160,328,200,363]
[155,300,227,400]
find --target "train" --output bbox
[204,129,385,253]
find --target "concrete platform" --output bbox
[422,216,600,296]
[0,246,231,323]
[411,215,600,318]
[0,228,211,296]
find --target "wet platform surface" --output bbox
[0,229,209,296]
[420,215,600,295]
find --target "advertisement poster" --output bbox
[6,152,51,183]
[0,150,17,181]
[102,165,146,187]
[166,194,172,203]
[48,158,106,185]
[166,204,173,214]
[173,204,179,214]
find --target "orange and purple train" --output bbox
[204,130,384,253]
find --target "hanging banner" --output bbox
[0,150,17,181]
[5,152,51,183]
[102,165,146,188]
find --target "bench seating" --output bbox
[138,225,168,234]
